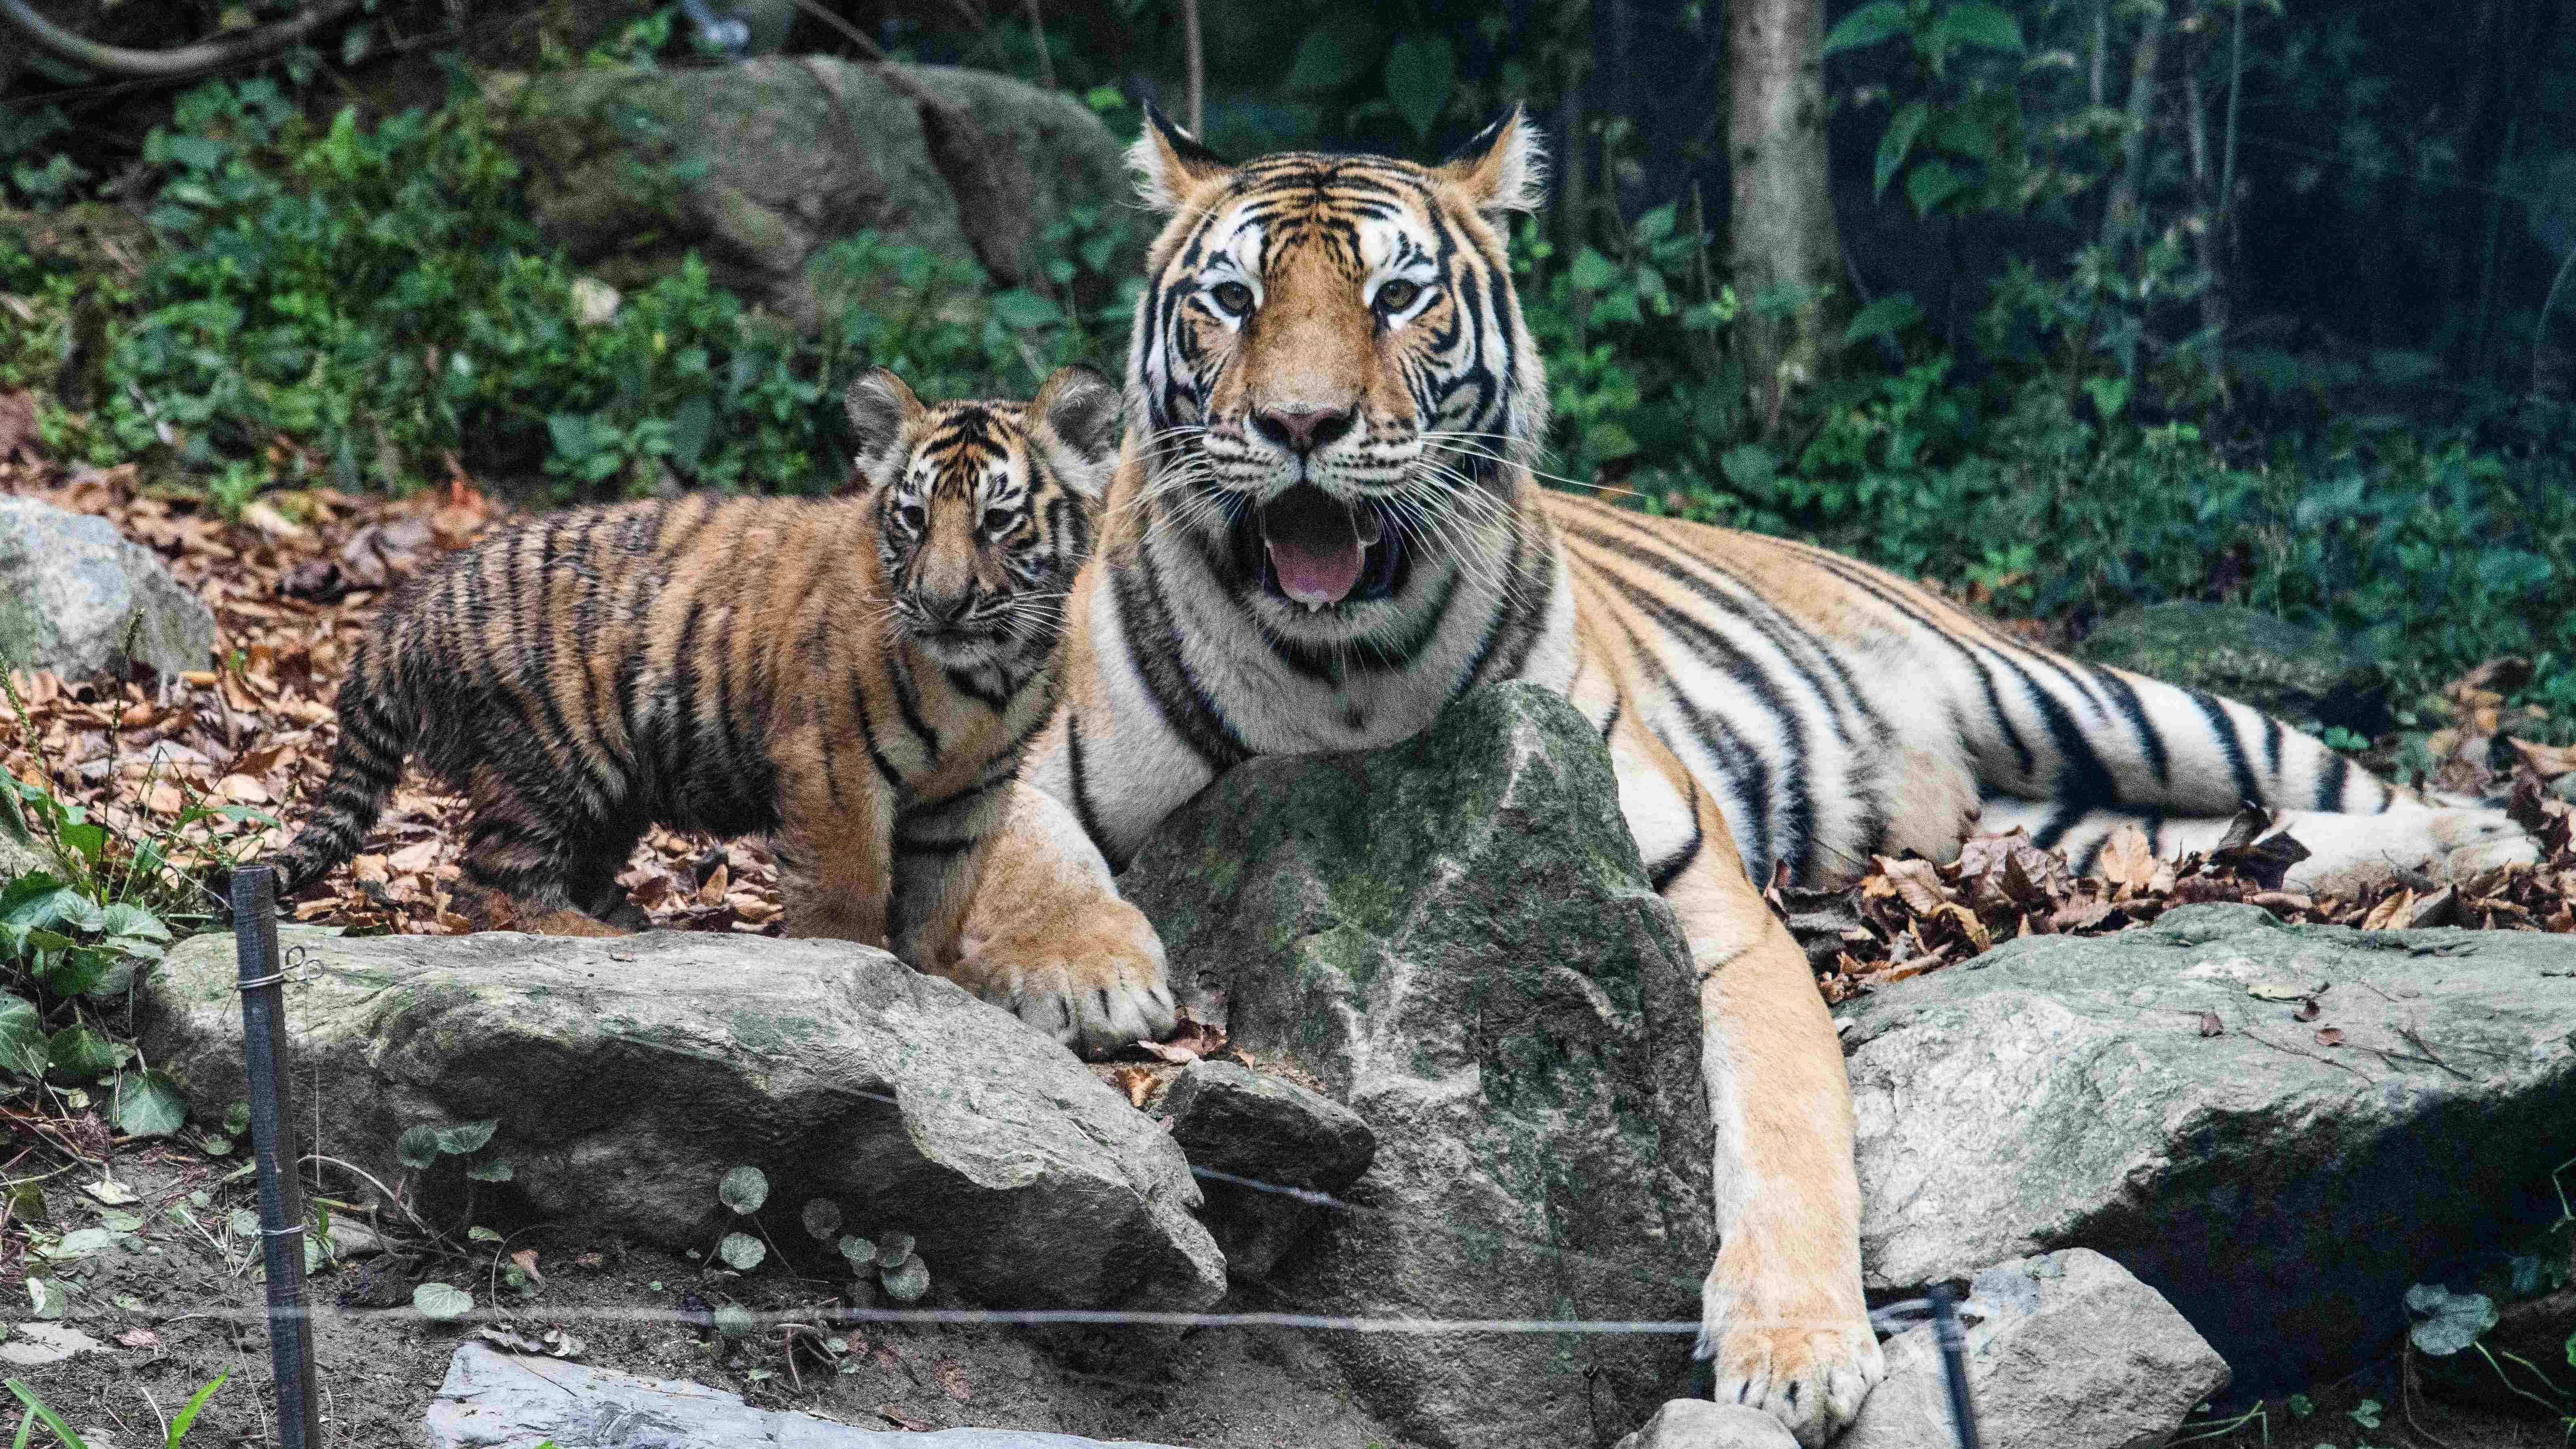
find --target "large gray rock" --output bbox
[427,1341,1183,1447]
[137,929,1224,1315]
[0,496,214,682]
[1843,902,2576,1383]
[1842,1250,2228,1449]
[2076,601,2389,734]
[1122,683,1716,1449]
[1611,1400,1800,1449]
[492,58,1136,330]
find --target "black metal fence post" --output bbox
[1929,1283,1982,1449]
[232,864,322,1449]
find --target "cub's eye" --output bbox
[894,502,926,533]
[982,508,1018,535]
[1208,281,1256,317]
[1373,279,1424,315]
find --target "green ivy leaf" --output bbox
[0,994,46,1077]
[1568,248,1617,292]
[434,1119,497,1155]
[1876,101,1930,199]
[112,1070,188,1138]
[718,1165,768,1216]
[990,290,1066,330]
[717,1232,766,1271]
[880,1254,930,1302]
[801,1199,843,1241]
[1906,157,1966,216]
[1823,1,1909,54]
[712,1302,757,1338]
[413,1282,473,1321]
[46,1026,116,1081]
[395,1126,443,1170]
[465,1159,514,1183]
[1842,294,1926,350]
[2404,1283,2497,1357]
[1384,36,1456,140]
[838,1234,876,1266]
[1928,2,2025,54]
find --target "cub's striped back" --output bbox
[270,365,1120,961]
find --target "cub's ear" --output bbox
[1029,365,1125,501]
[1127,100,1233,214]
[1437,105,1547,218]
[844,367,925,477]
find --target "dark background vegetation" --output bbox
[6,0,2576,733]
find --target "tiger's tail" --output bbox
[267,642,413,896]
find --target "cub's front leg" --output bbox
[1606,718,1884,1446]
[948,781,1178,1057]
[775,748,898,948]
[887,783,1013,972]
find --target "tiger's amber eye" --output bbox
[1209,281,1255,316]
[1374,279,1422,314]
[983,509,1016,534]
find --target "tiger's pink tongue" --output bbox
[1262,487,1366,606]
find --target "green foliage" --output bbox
[16,79,1121,504]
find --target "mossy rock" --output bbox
[2076,601,2391,734]
[489,57,1135,330]
[1122,683,1714,1449]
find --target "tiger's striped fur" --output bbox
[270,365,1120,962]
[949,107,2537,1445]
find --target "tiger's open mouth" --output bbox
[1238,485,1405,610]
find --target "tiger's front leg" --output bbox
[1605,717,1884,1445]
[950,781,1179,1056]
[774,747,897,948]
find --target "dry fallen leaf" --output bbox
[2096,826,2158,891]
[2315,1027,2346,1047]
[1109,1065,1157,1109]
[2196,1011,2224,1037]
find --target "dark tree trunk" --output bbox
[1728,0,1848,438]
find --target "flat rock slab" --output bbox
[138,929,1223,1314]
[1843,902,2576,1382]
[1843,1250,2228,1449]
[426,1341,1183,1447]
[0,495,214,681]
[1124,683,1715,1449]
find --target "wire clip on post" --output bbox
[233,864,323,1449]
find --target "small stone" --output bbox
[0,496,215,681]
[1842,1250,2228,1449]
[0,1322,105,1368]
[1161,1060,1375,1193]
[1612,1399,1800,1448]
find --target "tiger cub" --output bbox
[268,365,1120,965]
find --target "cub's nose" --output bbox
[1252,406,1356,457]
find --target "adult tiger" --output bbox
[943,107,2535,1443]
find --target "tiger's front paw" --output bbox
[945,898,1180,1059]
[1698,1233,1885,1446]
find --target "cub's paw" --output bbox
[1698,1238,1885,1447]
[946,898,1179,1059]
[2282,805,2538,898]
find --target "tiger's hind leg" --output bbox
[452,766,641,937]
[1977,796,2538,896]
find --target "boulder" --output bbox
[2075,600,2389,734]
[0,496,214,682]
[427,1340,1185,1447]
[1159,1059,1378,1281]
[1611,1400,1800,1449]
[1843,902,2576,1384]
[136,928,1223,1315]
[491,58,1136,330]
[1841,1250,2228,1449]
[1122,683,1716,1449]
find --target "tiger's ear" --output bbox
[1127,100,1233,214]
[1437,106,1547,218]
[844,367,924,477]
[1029,365,1124,501]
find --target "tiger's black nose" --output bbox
[1253,406,1356,456]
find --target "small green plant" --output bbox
[7,1371,225,1447]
